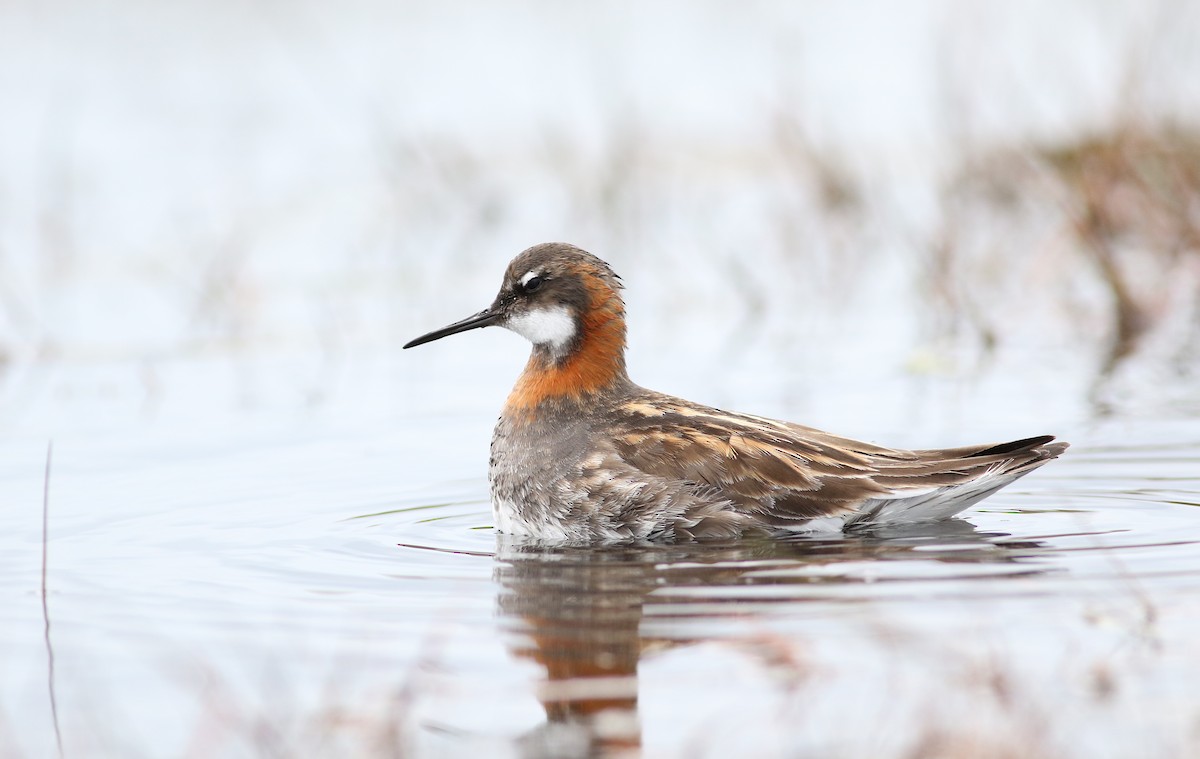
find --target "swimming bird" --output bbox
[404,242,1068,542]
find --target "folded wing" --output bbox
[612,395,1068,530]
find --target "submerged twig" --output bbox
[42,441,63,758]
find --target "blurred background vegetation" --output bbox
[1,0,1198,424]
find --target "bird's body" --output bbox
[406,243,1068,543]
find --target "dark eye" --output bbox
[523,275,543,293]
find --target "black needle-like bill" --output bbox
[403,308,502,349]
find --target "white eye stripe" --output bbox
[520,270,541,287]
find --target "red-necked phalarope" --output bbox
[405,242,1068,542]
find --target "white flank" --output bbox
[851,464,1019,526]
[788,516,847,533]
[506,305,576,352]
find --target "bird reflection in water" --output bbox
[493,521,1048,758]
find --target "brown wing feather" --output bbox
[612,393,1066,528]
[612,394,888,524]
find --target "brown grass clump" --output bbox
[1045,124,1200,368]
[930,121,1200,390]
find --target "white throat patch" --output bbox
[506,305,576,353]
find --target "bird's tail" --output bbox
[849,436,1069,526]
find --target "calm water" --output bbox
[2,353,1199,759]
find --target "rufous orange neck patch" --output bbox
[505,280,628,412]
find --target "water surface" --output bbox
[2,372,1198,758]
